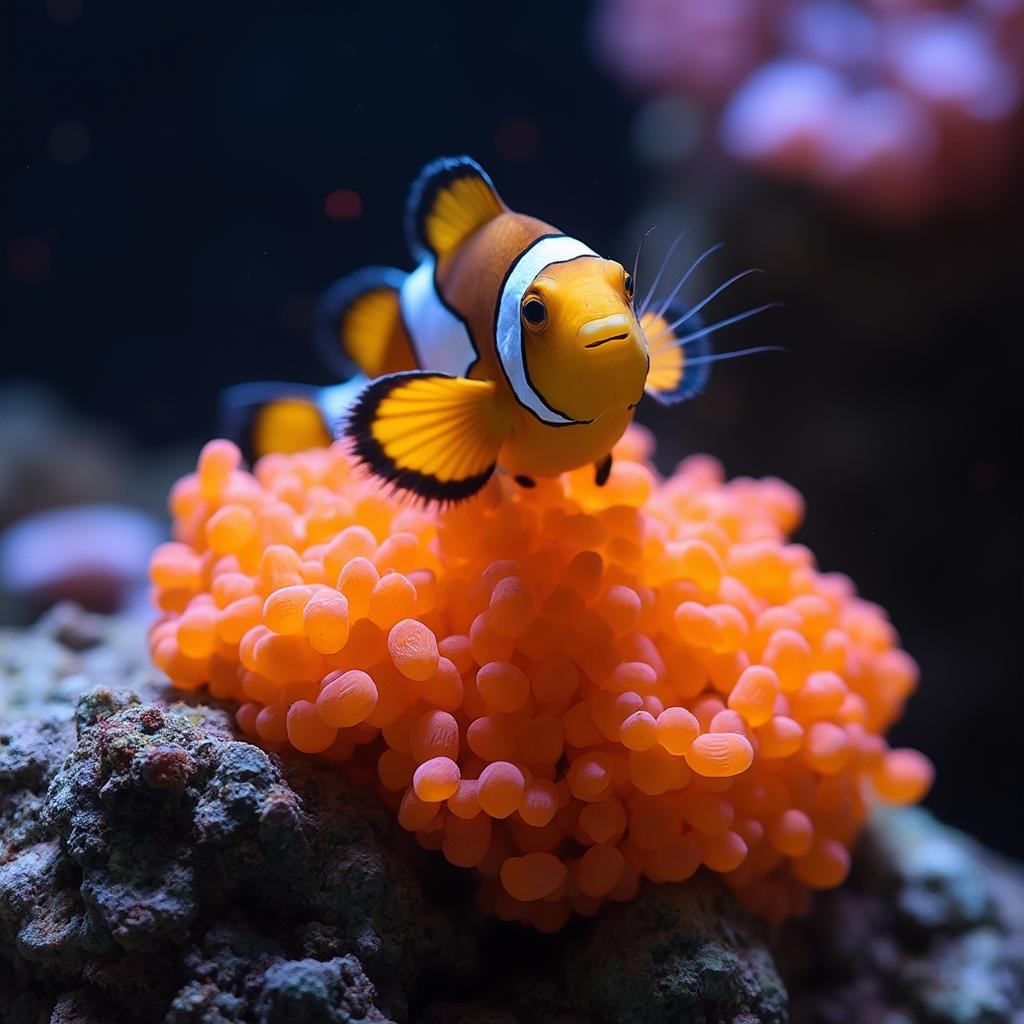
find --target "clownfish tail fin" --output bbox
[219,382,334,462]
[406,155,506,261]
[314,266,417,380]
[345,370,509,505]
[641,300,713,405]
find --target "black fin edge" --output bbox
[344,370,496,505]
[313,265,407,379]
[404,155,498,261]
[646,301,712,406]
[218,381,324,465]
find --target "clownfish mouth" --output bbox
[578,313,633,350]
[584,332,629,349]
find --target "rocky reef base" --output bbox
[1,608,1022,1024]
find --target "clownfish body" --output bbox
[224,156,733,502]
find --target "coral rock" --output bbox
[783,808,1024,1024]
[0,684,430,1022]
[564,874,787,1024]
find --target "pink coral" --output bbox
[593,0,1024,219]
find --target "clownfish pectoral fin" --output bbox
[641,301,712,406]
[314,266,418,380]
[406,155,506,261]
[345,371,508,504]
[219,382,333,461]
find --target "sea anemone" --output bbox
[148,428,932,931]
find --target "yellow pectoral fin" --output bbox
[644,309,686,394]
[346,372,508,502]
[641,306,711,405]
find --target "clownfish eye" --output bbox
[522,296,547,330]
[624,271,635,300]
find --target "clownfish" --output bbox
[222,156,776,501]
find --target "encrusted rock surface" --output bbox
[1,610,1021,1023]
[562,877,787,1024]
[0,685,438,1022]
[782,807,1024,1024]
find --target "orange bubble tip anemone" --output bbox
[148,427,933,931]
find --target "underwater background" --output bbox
[5,0,1022,875]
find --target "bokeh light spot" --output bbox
[324,189,363,220]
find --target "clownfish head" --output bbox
[520,256,648,423]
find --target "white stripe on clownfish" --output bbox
[399,259,477,378]
[495,235,599,426]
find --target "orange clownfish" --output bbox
[223,156,775,501]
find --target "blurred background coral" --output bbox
[5,0,1021,858]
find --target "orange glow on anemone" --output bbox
[148,427,932,931]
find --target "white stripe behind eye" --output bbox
[495,235,599,425]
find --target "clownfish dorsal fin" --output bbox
[406,156,506,261]
[345,371,509,503]
[641,300,712,405]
